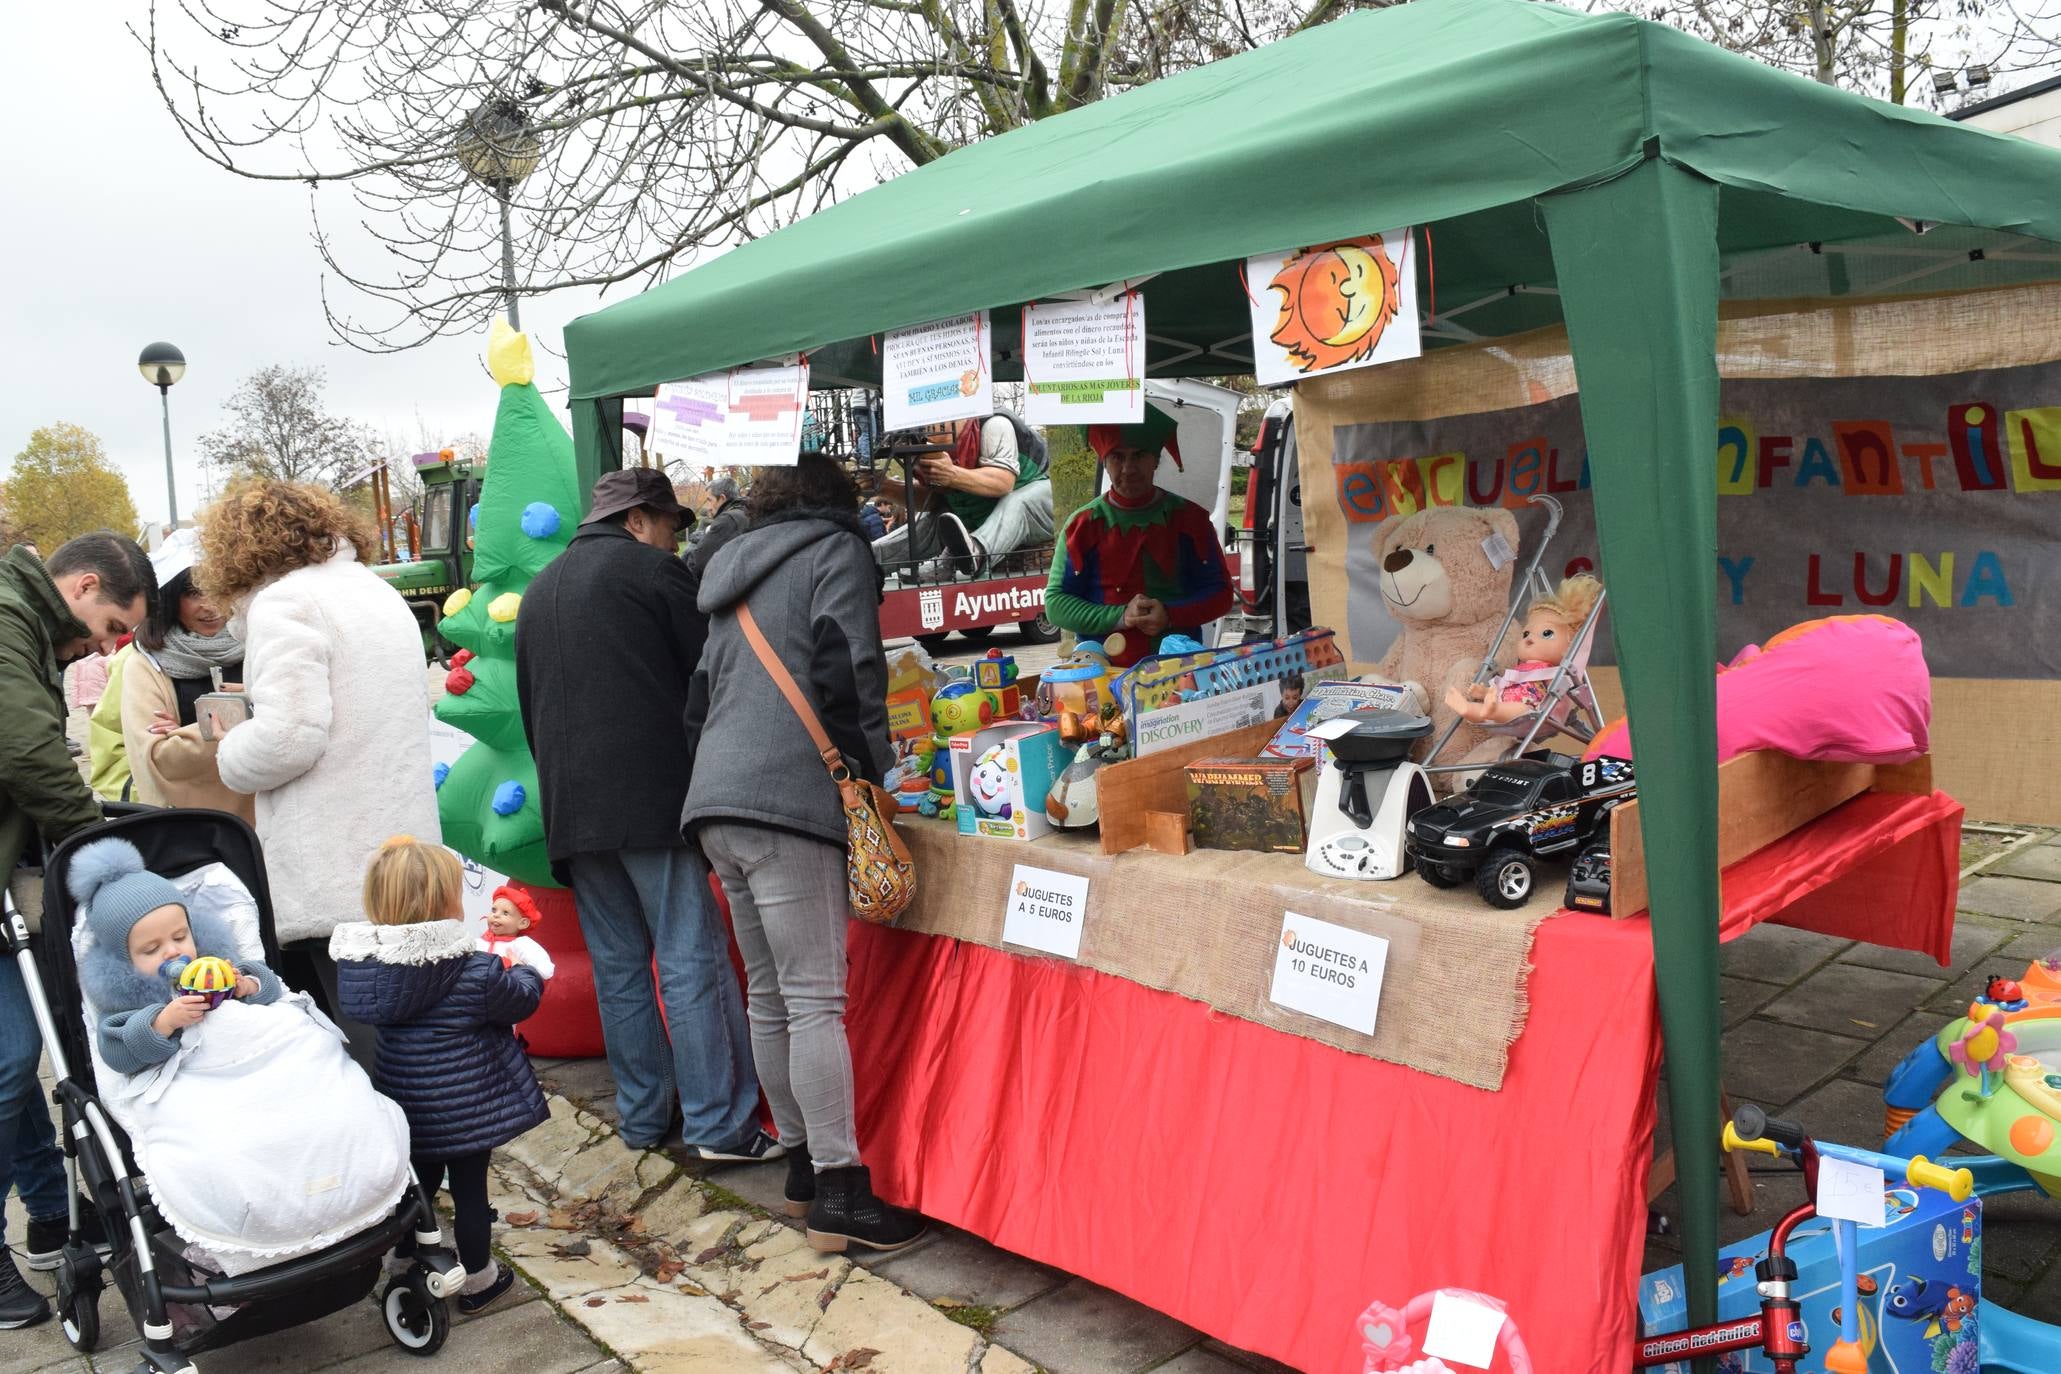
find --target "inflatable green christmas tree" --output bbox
[432,321,583,887]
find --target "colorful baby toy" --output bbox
[1884,946,2061,1198]
[160,954,239,1009]
[967,744,1016,820]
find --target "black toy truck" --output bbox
[1405,754,1635,909]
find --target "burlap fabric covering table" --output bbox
[894,825,1558,1091]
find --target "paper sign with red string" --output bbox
[881,310,992,429]
[1021,291,1145,425]
[1244,229,1420,386]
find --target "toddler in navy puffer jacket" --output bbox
[329,836,549,1315]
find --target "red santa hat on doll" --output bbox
[491,885,544,930]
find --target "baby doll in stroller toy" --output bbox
[1445,574,1602,727]
[478,884,555,979]
[71,838,285,1075]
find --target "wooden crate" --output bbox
[1094,719,1280,855]
[1607,752,1932,918]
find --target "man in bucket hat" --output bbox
[515,470,777,1162]
[1044,403,1234,667]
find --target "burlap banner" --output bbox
[894,825,1555,1091]
[1317,359,2061,679]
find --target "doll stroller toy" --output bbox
[1418,495,1610,780]
[1,805,462,1371]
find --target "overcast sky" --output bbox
[2,5,614,530]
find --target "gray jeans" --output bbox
[873,478,1054,566]
[697,823,859,1170]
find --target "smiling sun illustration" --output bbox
[1267,235,1402,373]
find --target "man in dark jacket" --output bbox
[514,470,775,1163]
[682,476,747,591]
[0,531,154,1327]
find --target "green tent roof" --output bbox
[566,0,2061,400]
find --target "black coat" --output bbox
[682,501,751,593]
[516,522,708,872]
[331,919,548,1159]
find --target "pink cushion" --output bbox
[1586,616,1930,766]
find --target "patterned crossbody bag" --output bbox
[735,604,916,925]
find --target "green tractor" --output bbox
[370,450,485,664]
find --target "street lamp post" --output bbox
[455,100,541,330]
[137,342,187,528]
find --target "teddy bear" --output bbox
[1366,504,1520,773]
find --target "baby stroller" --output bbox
[0,805,461,1371]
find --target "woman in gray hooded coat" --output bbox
[682,454,925,1256]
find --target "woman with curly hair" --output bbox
[198,480,439,1065]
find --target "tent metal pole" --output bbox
[1542,157,1726,1372]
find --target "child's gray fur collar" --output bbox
[327,919,474,967]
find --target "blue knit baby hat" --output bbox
[67,838,186,953]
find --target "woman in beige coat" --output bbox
[120,534,254,824]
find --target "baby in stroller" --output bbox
[66,838,412,1279]
[19,807,464,1372]
[72,839,286,1073]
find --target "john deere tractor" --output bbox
[372,450,484,664]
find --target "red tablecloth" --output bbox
[840,789,1962,1374]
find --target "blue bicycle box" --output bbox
[1639,1187,1981,1373]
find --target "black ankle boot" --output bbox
[0,1252,49,1329]
[783,1142,814,1219]
[804,1165,927,1254]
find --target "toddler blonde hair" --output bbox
[363,835,464,927]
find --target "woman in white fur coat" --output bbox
[199,480,440,1067]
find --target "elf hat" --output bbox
[68,838,187,954]
[491,885,543,930]
[1086,404,1182,471]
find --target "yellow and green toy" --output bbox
[1884,952,2061,1197]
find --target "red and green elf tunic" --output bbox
[1045,487,1234,666]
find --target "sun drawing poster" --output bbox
[1246,230,1420,386]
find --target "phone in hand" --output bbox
[195,692,250,741]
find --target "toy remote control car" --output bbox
[1405,754,1635,909]
[1564,834,1614,914]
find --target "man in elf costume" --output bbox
[1045,404,1234,667]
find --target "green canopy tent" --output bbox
[564,0,2061,1338]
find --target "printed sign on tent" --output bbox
[1021,293,1145,425]
[649,361,809,467]
[724,362,809,466]
[1246,230,1420,387]
[882,311,991,430]
[650,374,728,466]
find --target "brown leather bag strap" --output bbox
[736,604,846,778]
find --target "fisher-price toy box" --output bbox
[1638,1186,1981,1373]
[953,722,1069,842]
